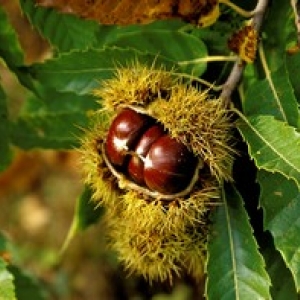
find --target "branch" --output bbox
[220,0,270,105]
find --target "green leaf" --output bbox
[206,184,271,300]
[258,170,300,291]
[0,233,10,253]
[61,187,104,254]
[286,53,300,103]
[0,84,12,171]
[93,19,186,48]
[0,233,47,300]
[0,233,15,300]
[262,241,298,300]
[243,2,299,129]
[11,112,85,149]
[103,30,207,76]
[28,44,207,96]
[7,265,48,300]
[20,0,99,52]
[0,259,15,300]
[74,186,104,230]
[0,6,24,67]
[11,91,98,149]
[243,64,300,129]
[189,26,229,56]
[262,2,292,72]
[237,115,300,188]
[28,48,176,96]
[22,87,98,113]
[0,5,39,94]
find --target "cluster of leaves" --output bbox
[0,0,299,299]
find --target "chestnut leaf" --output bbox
[7,265,48,300]
[27,48,173,96]
[102,30,207,76]
[206,184,271,300]
[0,6,24,67]
[242,0,299,130]
[20,0,99,52]
[243,64,300,129]
[0,233,15,300]
[20,0,188,53]
[0,233,47,300]
[61,186,104,254]
[0,85,12,171]
[237,115,300,188]
[0,259,15,300]
[261,0,292,74]
[11,90,98,149]
[258,170,300,291]
[11,111,87,149]
[20,0,210,77]
[0,6,40,93]
[72,186,104,231]
[92,20,186,49]
[262,240,298,300]
[286,53,300,104]
[27,43,207,96]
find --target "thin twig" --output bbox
[178,55,237,65]
[172,72,224,90]
[220,0,270,106]
[220,0,254,18]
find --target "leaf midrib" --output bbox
[240,115,300,175]
[260,44,288,123]
[224,189,240,300]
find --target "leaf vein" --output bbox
[259,44,288,123]
[240,115,300,174]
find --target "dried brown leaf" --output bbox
[35,0,219,25]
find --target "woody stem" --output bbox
[220,0,270,106]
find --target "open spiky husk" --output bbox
[94,63,235,181]
[106,206,209,283]
[80,113,121,209]
[119,175,219,233]
[94,63,175,112]
[148,84,235,182]
[81,62,236,283]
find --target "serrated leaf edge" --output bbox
[236,111,300,187]
[205,184,271,300]
[259,44,290,124]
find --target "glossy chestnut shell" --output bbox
[105,108,198,195]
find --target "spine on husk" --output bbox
[80,63,235,283]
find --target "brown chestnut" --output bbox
[105,108,198,195]
[128,124,165,185]
[105,108,152,167]
[144,135,197,194]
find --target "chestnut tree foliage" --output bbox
[0,0,300,299]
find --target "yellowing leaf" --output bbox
[33,0,217,26]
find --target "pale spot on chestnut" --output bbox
[105,108,198,195]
